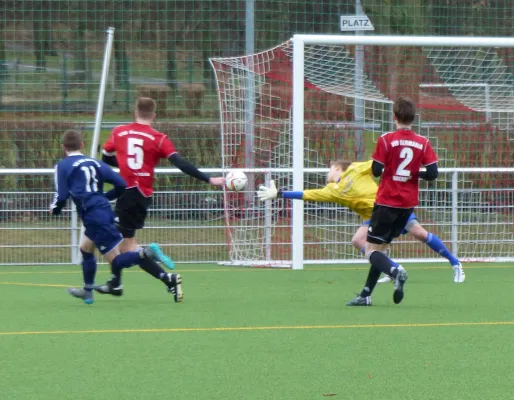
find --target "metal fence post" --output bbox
[71,207,79,264]
[451,171,458,257]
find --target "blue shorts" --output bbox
[82,207,123,255]
[363,212,418,235]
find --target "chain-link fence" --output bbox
[0,1,513,264]
[1,1,512,122]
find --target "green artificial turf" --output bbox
[0,263,513,399]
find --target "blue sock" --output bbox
[425,232,460,266]
[110,251,143,286]
[80,250,97,291]
[360,246,399,268]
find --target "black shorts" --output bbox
[367,204,414,245]
[114,187,152,238]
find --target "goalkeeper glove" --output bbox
[257,180,279,201]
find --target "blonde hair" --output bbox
[330,160,351,171]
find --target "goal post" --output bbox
[210,34,514,270]
[76,27,115,263]
[292,38,305,270]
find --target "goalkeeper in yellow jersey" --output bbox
[257,160,465,283]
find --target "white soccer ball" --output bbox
[226,170,248,192]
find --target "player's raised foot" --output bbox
[146,243,175,270]
[163,273,183,303]
[452,263,465,283]
[346,294,371,307]
[67,287,94,305]
[393,266,408,304]
[94,280,123,297]
[377,274,393,284]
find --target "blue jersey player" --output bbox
[50,130,182,304]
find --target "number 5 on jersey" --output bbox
[127,137,144,170]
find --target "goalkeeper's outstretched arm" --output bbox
[257,180,338,203]
[257,180,302,201]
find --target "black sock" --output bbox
[360,266,381,297]
[369,251,398,277]
[139,257,167,281]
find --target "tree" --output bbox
[32,0,58,71]
[0,3,6,106]
[363,0,426,102]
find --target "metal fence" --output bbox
[1,168,513,266]
[1,1,514,266]
[0,2,512,174]
[1,1,513,116]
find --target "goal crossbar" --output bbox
[294,34,514,48]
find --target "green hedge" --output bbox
[0,121,75,191]
[0,121,224,192]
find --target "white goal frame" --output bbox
[290,34,514,269]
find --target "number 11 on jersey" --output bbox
[81,166,99,192]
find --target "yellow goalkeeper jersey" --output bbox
[302,160,377,220]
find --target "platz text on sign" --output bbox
[340,15,375,31]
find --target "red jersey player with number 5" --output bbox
[347,97,438,307]
[96,97,225,302]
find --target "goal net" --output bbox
[210,35,514,269]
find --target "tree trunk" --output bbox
[363,0,425,103]
[113,8,129,89]
[32,0,46,71]
[200,0,216,87]
[73,1,88,83]
[0,12,6,106]
[162,0,178,88]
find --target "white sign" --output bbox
[340,15,375,31]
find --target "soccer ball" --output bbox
[226,170,248,192]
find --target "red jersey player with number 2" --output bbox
[347,97,439,307]
[96,97,225,302]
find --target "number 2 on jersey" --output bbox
[81,166,99,192]
[127,137,144,170]
[396,147,414,177]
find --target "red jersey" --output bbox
[372,129,438,208]
[103,122,177,196]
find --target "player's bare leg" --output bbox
[407,223,465,283]
[67,236,96,305]
[119,238,138,253]
[351,226,400,284]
